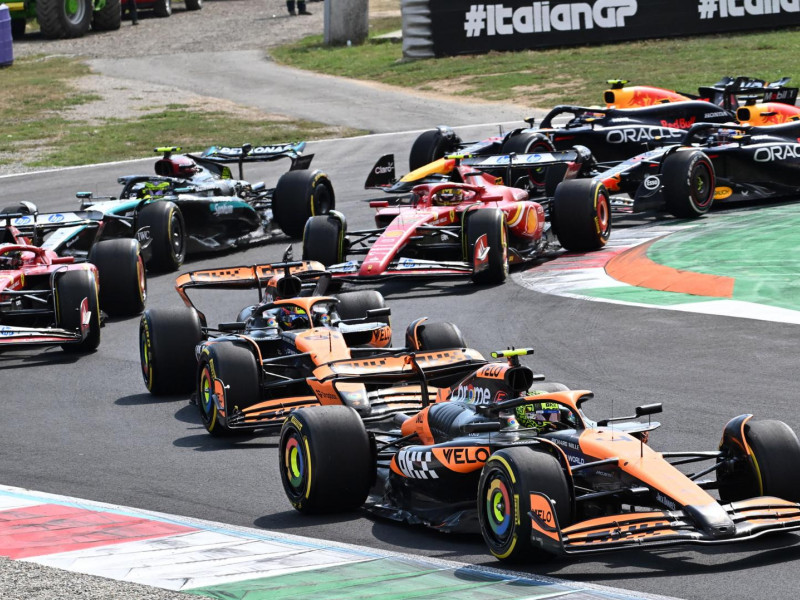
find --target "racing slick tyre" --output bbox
[153,0,172,17]
[273,170,335,239]
[279,406,372,513]
[718,420,800,503]
[334,290,386,323]
[501,132,555,191]
[416,321,466,350]
[185,0,202,9]
[89,239,146,317]
[55,269,101,353]
[197,342,260,436]
[302,214,344,266]
[661,150,715,219]
[137,201,186,273]
[551,179,611,252]
[91,0,121,31]
[478,447,572,562]
[465,208,508,285]
[409,128,462,172]
[36,0,92,38]
[0,202,36,215]
[139,307,203,395]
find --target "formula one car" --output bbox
[302,151,610,285]
[138,255,478,435]
[2,204,146,318]
[75,143,335,271]
[408,76,798,170]
[279,349,800,560]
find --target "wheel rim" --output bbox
[65,0,85,21]
[484,472,514,545]
[139,325,152,388]
[595,191,611,238]
[199,366,215,419]
[691,162,713,210]
[169,210,186,261]
[136,255,147,305]
[283,430,308,500]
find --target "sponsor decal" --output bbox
[698,0,800,20]
[211,203,234,215]
[753,143,800,162]
[397,257,420,269]
[606,127,683,144]
[371,326,392,342]
[374,162,394,174]
[450,383,491,404]
[463,1,638,38]
[643,175,660,191]
[714,186,733,199]
[48,214,65,223]
[660,117,696,129]
[385,230,404,237]
[479,364,504,379]
[12,216,32,225]
[136,227,152,242]
[440,446,490,465]
[0,326,13,336]
[702,111,728,119]
[217,145,294,155]
[655,492,677,510]
[395,449,439,479]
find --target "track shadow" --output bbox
[114,392,189,406]
[0,346,84,369]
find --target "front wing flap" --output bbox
[0,324,82,346]
[529,493,800,556]
[327,258,473,281]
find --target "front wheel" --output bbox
[139,307,203,395]
[273,170,335,239]
[551,179,611,252]
[478,447,572,562]
[197,342,260,436]
[279,406,372,513]
[662,150,715,218]
[718,419,800,503]
[413,321,466,350]
[465,208,508,285]
[89,238,146,317]
[137,201,186,272]
[302,214,345,266]
[184,0,202,9]
[55,269,101,353]
[37,0,92,38]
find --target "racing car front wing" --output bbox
[0,325,84,346]
[529,493,800,555]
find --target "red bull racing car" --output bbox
[279,349,800,560]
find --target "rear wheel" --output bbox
[137,201,186,272]
[409,129,461,171]
[465,208,508,285]
[37,0,92,38]
[185,0,202,9]
[89,239,146,317]
[273,170,335,239]
[153,0,172,17]
[334,290,385,322]
[279,406,372,513]
[551,179,611,252]
[718,420,800,503]
[55,269,101,353]
[478,447,572,562]
[302,214,344,266]
[197,342,260,436]
[139,307,203,395]
[92,0,121,30]
[501,132,555,191]
[416,321,466,350]
[662,150,715,218]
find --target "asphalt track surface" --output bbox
[3,128,800,600]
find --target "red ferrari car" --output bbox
[302,151,610,285]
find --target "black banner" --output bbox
[430,0,800,56]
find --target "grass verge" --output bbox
[270,25,800,109]
[1,56,365,170]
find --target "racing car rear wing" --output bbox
[189,142,314,179]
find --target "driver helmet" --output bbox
[133,181,171,199]
[515,401,562,433]
[0,248,23,269]
[433,187,463,206]
[279,306,309,330]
